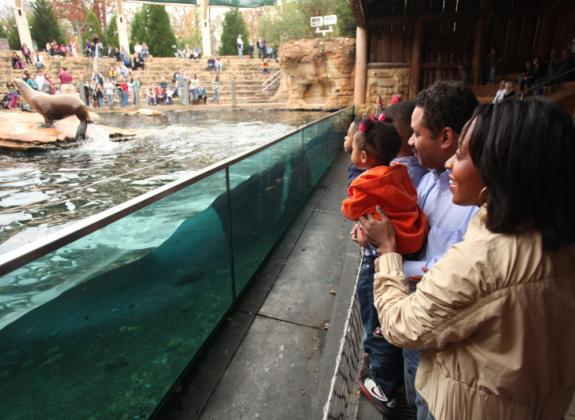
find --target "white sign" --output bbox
[310,16,324,28]
[324,15,338,26]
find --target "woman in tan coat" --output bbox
[360,99,575,419]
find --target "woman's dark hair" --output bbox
[357,117,401,165]
[469,98,575,250]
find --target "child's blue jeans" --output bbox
[356,252,403,398]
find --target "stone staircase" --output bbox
[0,51,283,106]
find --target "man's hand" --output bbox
[359,206,397,254]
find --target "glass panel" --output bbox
[303,111,351,188]
[228,132,306,293]
[0,172,232,420]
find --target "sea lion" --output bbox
[12,78,92,140]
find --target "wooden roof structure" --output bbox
[350,0,575,96]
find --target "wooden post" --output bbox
[409,19,423,99]
[535,16,556,58]
[353,26,368,107]
[471,16,486,85]
[471,0,489,85]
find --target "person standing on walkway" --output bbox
[356,81,478,419]
[212,74,220,104]
[236,35,244,58]
[367,99,575,420]
[58,67,74,94]
[21,43,33,65]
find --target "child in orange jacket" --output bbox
[341,118,427,255]
[342,117,427,412]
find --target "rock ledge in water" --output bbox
[0,111,137,151]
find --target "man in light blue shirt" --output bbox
[358,81,478,419]
[403,169,478,278]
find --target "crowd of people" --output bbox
[343,82,575,419]
[486,41,575,97]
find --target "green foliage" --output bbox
[258,0,356,46]
[219,8,249,56]
[130,10,146,45]
[83,10,103,42]
[105,15,119,49]
[144,5,177,57]
[0,23,6,39]
[334,0,356,37]
[6,17,21,49]
[30,0,63,49]
[180,13,201,50]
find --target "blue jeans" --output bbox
[404,342,434,420]
[356,253,403,398]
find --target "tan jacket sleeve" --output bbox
[373,246,497,350]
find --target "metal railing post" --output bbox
[225,167,237,300]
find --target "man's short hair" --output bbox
[415,81,478,137]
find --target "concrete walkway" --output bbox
[158,151,363,419]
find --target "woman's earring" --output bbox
[478,187,488,205]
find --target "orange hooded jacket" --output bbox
[341,164,427,255]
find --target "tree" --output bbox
[105,15,118,49]
[130,9,147,45]
[83,10,103,43]
[6,16,20,49]
[172,8,201,50]
[0,22,6,39]
[52,0,90,46]
[334,0,355,37]
[30,0,64,49]
[219,8,249,56]
[258,0,356,47]
[144,5,177,57]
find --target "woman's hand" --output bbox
[351,223,369,247]
[359,206,397,254]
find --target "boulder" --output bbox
[0,111,137,151]
[277,38,355,110]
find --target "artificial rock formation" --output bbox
[366,67,411,108]
[0,112,137,151]
[276,38,355,110]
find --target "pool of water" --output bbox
[0,109,327,253]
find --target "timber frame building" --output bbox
[350,0,575,106]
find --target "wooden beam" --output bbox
[409,19,423,99]
[349,0,367,28]
[367,8,549,27]
[471,0,488,85]
[354,26,369,106]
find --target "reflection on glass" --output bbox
[0,173,232,419]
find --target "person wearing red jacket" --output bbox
[341,118,427,255]
[341,117,427,414]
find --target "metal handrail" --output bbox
[262,69,283,96]
[518,66,575,98]
[0,107,352,276]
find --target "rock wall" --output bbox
[276,38,355,110]
[366,67,411,107]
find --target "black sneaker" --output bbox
[356,376,397,414]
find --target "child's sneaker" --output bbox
[356,376,397,414]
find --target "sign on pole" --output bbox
[310,15,338,36]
